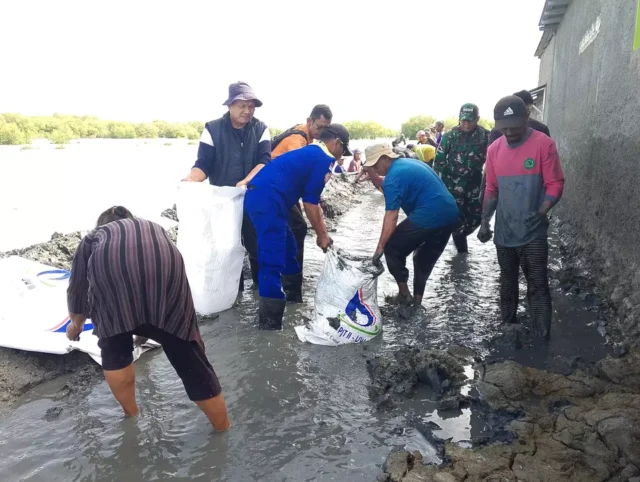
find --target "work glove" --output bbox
[524,211,546,228]
[477,223,493,243]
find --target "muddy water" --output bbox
[0,189,608,481]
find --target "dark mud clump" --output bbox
[366,347,468,409]
[378,352,640,482]
[161,204,178,222]
[1,231,84,271]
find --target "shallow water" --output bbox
[0,177,609,481]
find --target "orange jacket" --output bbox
[271,124,311,159]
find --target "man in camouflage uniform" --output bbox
[434,103,489,254]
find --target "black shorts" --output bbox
[98,324,222,401]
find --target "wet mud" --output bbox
[0,175,365,412]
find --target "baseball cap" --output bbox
[363,143,400,168]
[459,103,479,121]
[223,81,263,107]
[323,123,352,156]
[494,95,528,130]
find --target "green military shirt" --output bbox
[434,125,489,188]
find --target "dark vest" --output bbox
[206,113,268,187]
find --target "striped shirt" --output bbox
[67,218,199,341]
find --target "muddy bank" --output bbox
[378,352,640,482]
[375,218,640,482]
[0,176,369,411]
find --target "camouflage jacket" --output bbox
[434,126,489,183]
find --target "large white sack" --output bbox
[176,183,246,315]
[295,248,384,346]
[0,256,158,365]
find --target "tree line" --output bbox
[0,112,496,146]
[0,113,204,145]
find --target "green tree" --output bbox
[0,122,29,145]
[443,116,459,131]
[401,115,436,139]
[343,121,397,140]
[269,127,283,137]
[478,118,495,131]
[47,126,74,144]
[135,122,160,138]
[107,122,137,139]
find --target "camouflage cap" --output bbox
[459,103,479,121]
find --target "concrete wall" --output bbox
[541,0,640,340]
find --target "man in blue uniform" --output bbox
[365,143,460,306]
[242,124,352,329]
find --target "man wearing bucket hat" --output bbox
[182,81,271,290]
[478,96,564,339]
[434,103,489,254]
[243,124,352,329]
[365,144,459,306]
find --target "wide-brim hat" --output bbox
[223,81,263,107]
[363,143,400,167]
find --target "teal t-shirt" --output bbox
[383,159,459,228]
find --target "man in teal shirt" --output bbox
[365,144,459,305]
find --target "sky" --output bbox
[0,0,547,130]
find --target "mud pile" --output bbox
[1,232,85,271]
[320,173,370,230]
[378,353,640,482]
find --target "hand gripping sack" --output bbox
[295,248,384,346]
[177,183,246,315]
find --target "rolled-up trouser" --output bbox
[98,324,221,402]
[245,189,300,299]
[384,219,454,297]
[288,202,307,272]
[496,239,551,338]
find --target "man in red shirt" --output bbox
[478,96,564,339]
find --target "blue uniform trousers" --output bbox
[244,189,300,299]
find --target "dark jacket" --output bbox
[193,113,271,186]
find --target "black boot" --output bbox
[238,270,244,292]
[453,233,469,254]
[258,297,286,330]
[281,273,303,303]
[249,258,260,290]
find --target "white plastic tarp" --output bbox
[295,248,384,346]
[0,256,158,365]
[176,183,246,316]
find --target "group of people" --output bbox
[64,81,563,431]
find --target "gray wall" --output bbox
[541,0,640,336]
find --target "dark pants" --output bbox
[452,233,469,253]
[496,239,552,338]
[98,324,222,401]
[384,220,454,297]
[245,189,300,299]
[240,212,259,289]
[288,203,307,272]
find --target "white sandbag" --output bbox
[176,183,246,315]
[295,248,384,346]
[0,256,158,365]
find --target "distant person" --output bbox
[434,103,489,254]
[348,149,362,172]
[478,96,564,339]
[435,121,445,145]
[489,90,550,145]
[66,206,230,432]
[242,125,351,330]
[411,144,436,166]
[181,81,270,291]
[417,130,437,148]
[269,104,333,302]
[332,157,346,173]
[365,143,459,306]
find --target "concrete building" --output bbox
[534,0,640,339]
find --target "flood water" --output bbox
[0,141,610,481]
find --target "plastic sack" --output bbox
[295,248,384,346]
[176,183,246,315]
[0,256,158,365]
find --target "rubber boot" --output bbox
[249,259,259,290]
[258,297,286,330]
[281,273,303,303]
[452,233,469,254]
[238,270,244,292]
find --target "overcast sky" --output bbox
[1,0,547,129]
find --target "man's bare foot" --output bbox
[385,293,414,306]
